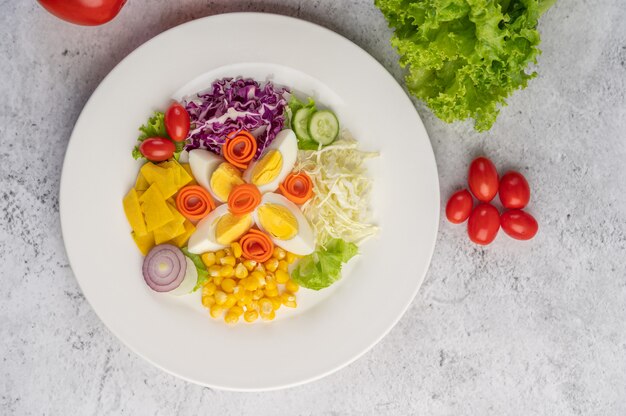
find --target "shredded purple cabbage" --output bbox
[183,77,289,158]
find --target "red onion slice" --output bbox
[143,244,187,292]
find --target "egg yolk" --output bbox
[215,213,253,245]
[210,163,245,201]
[250,150,283,186]
[257,204,298,240]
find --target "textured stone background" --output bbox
[1,1,625,415]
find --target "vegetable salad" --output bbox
[122,77,378,324]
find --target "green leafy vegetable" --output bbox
[288,96,320,150]
[181,247,209,291]
[375,0,555,131]
[132,111,184,161]
[292,238,359,290]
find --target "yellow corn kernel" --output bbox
[236,300,246,308]
[240,293,253,305]
[201,252,216,267]
[213,275,223,286]
[242,259,257,271]
[261,310,276,321]
[223,247,232,256]
[202,282,217,296]
[265,278,278,291]
[224,294,237,308]
[270,297,282,311]
[259,298,274,315]
[230,242,243,258]
[234,284,246,299]
[264,287,279,298]
[221,278,236,293]
[210,304,223,318]
[264,258,279,272]
[215,250,226,261]
[286,252,297,264]
[273,247,286,260]
[285,280,299,293]
[249,300,260,311]
[278,260,289,272]
[214,290,227,305]
[220,265,235,277]
[280,292,297,307]
[208,265,222,278]
[229,305,244,317]
[254,263,266,274]
[252,289,264,300]
[234,263,248,279]
[244,310,259,323]
[275,269,290,284]
[224,312,239,324]
[220,255,236,266]
[201,295,215,308]
[243,277,259,291]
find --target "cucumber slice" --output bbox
[292,107,315,142]
[308,110,339,145]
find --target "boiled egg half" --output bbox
[188,149,245,203]
[187,203,253,254]
[243,129,298,193]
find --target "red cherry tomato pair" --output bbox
[139,103,190,162]
[38,0,127,26]
[446,157,538,244]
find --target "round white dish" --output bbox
[60,12,439,391]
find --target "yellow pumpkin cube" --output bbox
[132,231,155,255]
[123,188,147,236]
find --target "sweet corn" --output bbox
[240,294,253,305]
[242,259,257,271]
[229,305,244,316]
[278,260,289,272]
[273,247,286,260]
[201,252,216,267]
[213,275,223,286]
[259,298,274,315]
[244,310,259,323]
[249,300,260,311]
[261,310,276,321]
[224,312,239,324]
[270,297,282,311]
[220,255,236,266]
[230,242,243,258]
[214,290,227,305]
[264,287,279,298]
[234,285,246,299]
[223,248,232,256]
[220,265,235,277]
[210,304,223,318]
[243,277,259,292]
[234,263,248,279]
[224,294,237,308]
[208,265,222,278]
[215,250,226,261]
[286,252,297,264]
[280,292,297,308]
[265,278,278,291]
[254,263,266,274]
[252,289,264,300]
[202,282,217,296]
[285,280,299,293]
[201,295,215,308]
[275,269,289,284]
[264,258,279,272]
[236,300,246,308]
[221,278,236,293]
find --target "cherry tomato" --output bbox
[467,203,500,245]
[468,157,499,202]
[139,138,175,162]
[499,171,530,209]
[446,189,473,224]
[165,102,190,142]
[37,0,127,26]
[500,210,538,240]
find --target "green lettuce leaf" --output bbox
[375,0,555,131]
[292,238,359,290]
[181,247,209,291]
[132,111,183,161]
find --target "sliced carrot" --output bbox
[223,130,258,169]
[227,183,262,215]
[239,229,274,263]
[175,185,215,222]
[279,171,314,205]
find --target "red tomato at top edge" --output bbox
[446,189,473,224]
[37,0,127,26]
[467,203,500,245]
[140,137,175,162]
[468,157,499,202]
[499,171,531,209]
[165,103,191,142]
[500,210,538,240]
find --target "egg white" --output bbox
[188,149,225,203]
[187,204,233,254]
[243,129,298,194]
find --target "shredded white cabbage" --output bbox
[294,132,379,247]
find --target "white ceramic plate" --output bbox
[60,13,439,391]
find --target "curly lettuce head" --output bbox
[376,0,555,131]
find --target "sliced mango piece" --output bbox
[135,172,150,192]
[180,163,197,186]
[166,201,186,224]
[140,185,174,232]
[169,220,196,247]
[123,188,147,236]
[132,231,155,255]
[141,163,179,198]
[153,220,186,245]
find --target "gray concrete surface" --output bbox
[1,0,625,415]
